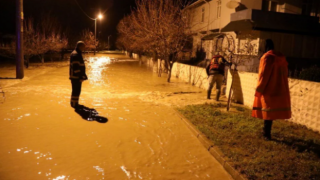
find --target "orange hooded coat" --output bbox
[252,50,291,120]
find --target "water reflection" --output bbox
[93,165,105,176]
[53,175,66,180]
[14,147,60,178]
[120,166,131,179]
[87,57,111,86]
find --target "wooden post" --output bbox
[227,66,237,111]
[16,0,24,79]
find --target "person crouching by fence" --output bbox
[206,55,232,101]
[252,39,291,140]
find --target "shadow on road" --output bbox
[173,91,202,94]
[0,77,16,79]
[74,105,108,123]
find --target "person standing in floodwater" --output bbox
[252,39,291,140]
[206,55,232,101]
[69,41,88,108]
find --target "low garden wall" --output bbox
[226,70,320,133]
[171,63,209,90]
[131,53,167,73]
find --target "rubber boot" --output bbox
[263,120,273,140]
[207,90,211,99]
[71,102,79,109]
[70,100,79,109]
[216,90,221,101]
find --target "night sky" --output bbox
[0,0,137,48]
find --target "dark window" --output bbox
[262,0,269,11]
[301,0,320,17]
[302,0,320,17]
[302,0,312,15]
[270,1,278,12]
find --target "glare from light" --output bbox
[87,57,111,86]
[53,175,66,180]
[98,14,103,20]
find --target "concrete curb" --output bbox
[174,110,247,180]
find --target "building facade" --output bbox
[187,0,320,72]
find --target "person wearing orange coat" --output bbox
[252,39,291,140]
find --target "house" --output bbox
[186,0,320,73]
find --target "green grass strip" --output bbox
[177,103,320,180]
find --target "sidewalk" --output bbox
[0,54,232,180]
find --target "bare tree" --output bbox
[8,18,46,65]
[8,16,68,65]
[117,15,148,61]
[20,18,38,64]
[117,0,193,82]
[37,13,68,63]
[81,29,98,52]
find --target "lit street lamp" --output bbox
[94,14,103,55]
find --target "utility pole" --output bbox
[108,35,111,50]
[16,0,24,79]
[94,14,102,55]
[94,19,97,55]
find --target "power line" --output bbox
[73,0,111,21]
[73,0,95,20]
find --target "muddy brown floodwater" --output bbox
[0,53,231,180]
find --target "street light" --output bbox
[108,35,111,50]
[94,14,103,55]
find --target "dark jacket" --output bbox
[206,55,231,76]
[69,49,88,80]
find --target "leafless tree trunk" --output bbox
[167,61,174,82]
[41,54,45,64]
[152,51,158,73]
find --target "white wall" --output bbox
[190,0,240,33]
[190,3,208,33]
[172,63,209,90]
[220,0,237,31]
[226,70,320,133]
[131,53,168,73]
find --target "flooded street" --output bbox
[0,53,231,180]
